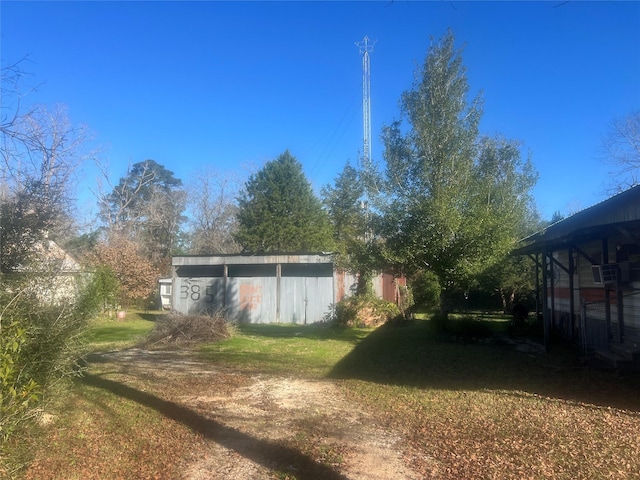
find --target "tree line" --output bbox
[3,30,638,312]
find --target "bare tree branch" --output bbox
[601,110,640,192]
[186,168,242,254]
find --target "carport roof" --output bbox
[514,185,640,256]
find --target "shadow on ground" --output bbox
[137,312,163,322]
[327,319,640,412]
[81,373,348,479]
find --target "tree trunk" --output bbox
[356,270,372,297]
[437,290,449,331]
[500,289,507,313]
[500,288,517,314]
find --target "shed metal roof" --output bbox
[172,253,335,266]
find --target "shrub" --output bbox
[0,279,91,460]
[0,320,42,445]
[144,312,230,346]
[80,265,120,314]
[330,295,401,328]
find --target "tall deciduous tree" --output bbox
[90,235,159,308]
[1,60,92,271]
[468,136,538,267]
[98,159,185,271]
[380,30,537,313]
[235,150,334,253]
[601,110,640,191]
[187,168,241,254]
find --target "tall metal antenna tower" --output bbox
[356,36,375,177]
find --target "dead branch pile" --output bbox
[145,312,230,346]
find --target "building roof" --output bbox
[172,253,335,266]
[514,185,640,255]
[12,239,82,273]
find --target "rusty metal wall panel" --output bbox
[334,270,358,302]
[227,277,277,324]
[382,273,398,303]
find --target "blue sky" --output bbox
[2,1,639,223]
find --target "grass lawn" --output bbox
[199,323,370,378]
[324,318,640,478]
[84,311,159,352]
[202,316,640,479]
[9,313,640,479]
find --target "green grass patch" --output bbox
[199,323,371,378]
[445,311,512,338]
[85,311,159,352]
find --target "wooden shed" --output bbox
[170,253,404,324]
[515,186,640,366]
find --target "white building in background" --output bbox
[6,239,84,305]
[159,278,172,310]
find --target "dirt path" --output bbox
[91,349,421,479]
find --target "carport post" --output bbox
[569,248,575,343]
[542,251,550,353]
[223,264,228,309]
[276,262,281,323]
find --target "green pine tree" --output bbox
[235,151,334,253]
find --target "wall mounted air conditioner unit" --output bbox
[591,262,630,285]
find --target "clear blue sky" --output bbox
[2,1,639,223]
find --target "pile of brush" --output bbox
[145,311,230,346]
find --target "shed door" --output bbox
[303,276,333,324]
[280,263,333,324]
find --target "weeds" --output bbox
[0,280,93,476]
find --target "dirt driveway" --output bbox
[87,349,421,479]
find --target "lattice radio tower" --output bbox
[356,36,375,185]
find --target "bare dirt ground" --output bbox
[89,349,422,480]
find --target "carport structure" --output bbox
[514,186,640,366]
[171,253,404,324]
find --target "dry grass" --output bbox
[330,318,640,479]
